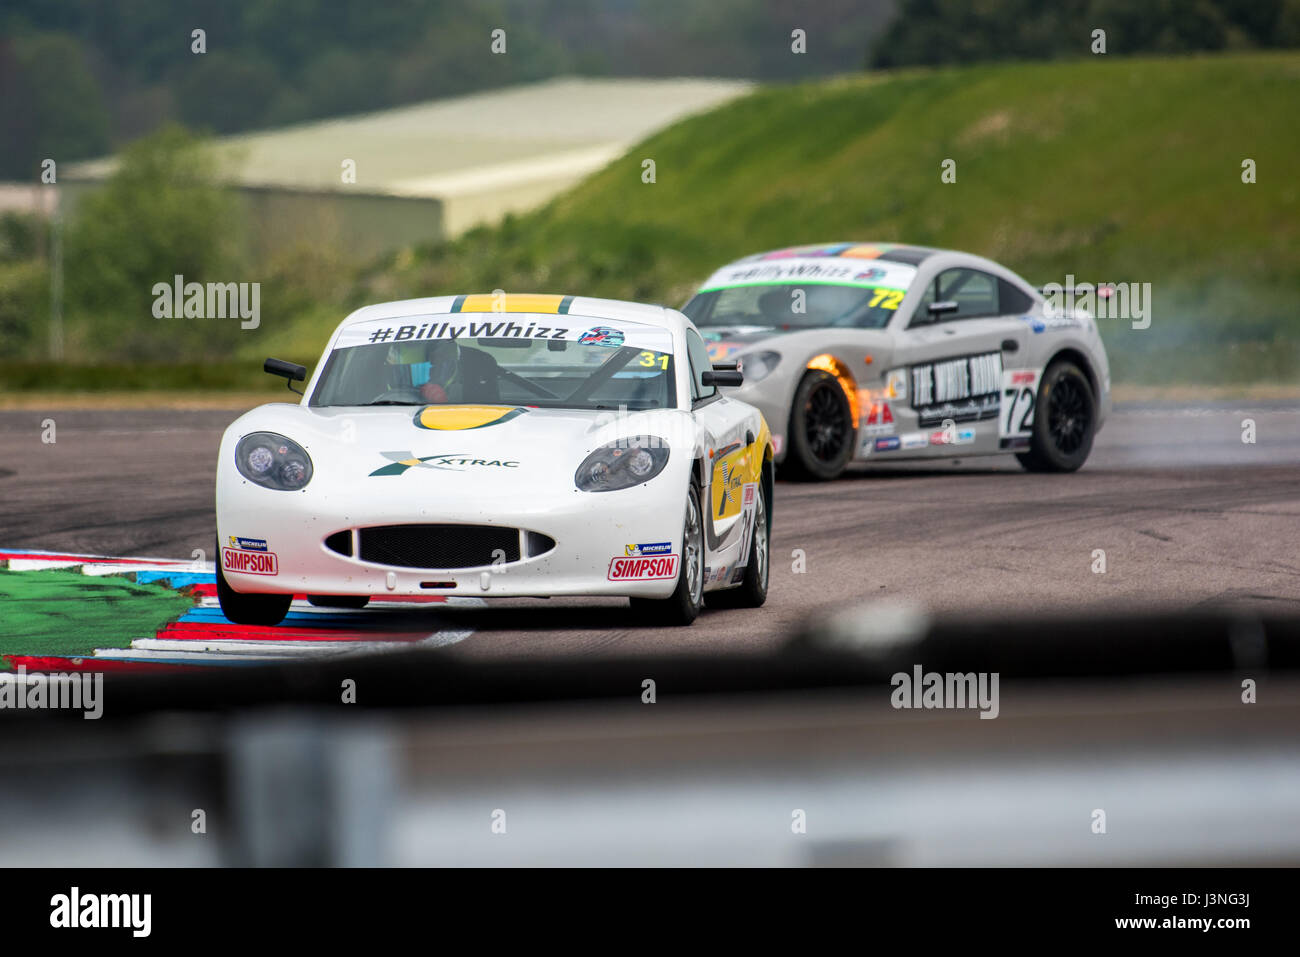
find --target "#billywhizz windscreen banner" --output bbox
[334,316,675,353]
[699,258,918,292]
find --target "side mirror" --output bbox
[927,300,959,316]
[702,369,743,388]
[265,357,307,395]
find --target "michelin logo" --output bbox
[228,536,267,551]
[625,542,673,557]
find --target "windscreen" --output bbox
[310,315,677,411]
[684,256,919,331]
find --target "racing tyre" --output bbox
[216,547,292,626]
[1016,360,1097,473]
[782,370,855,481]
[705,472,769,609]
[629,481,704,626]
[307,595,370,609]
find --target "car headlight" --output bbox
[740,350,781,383]
[884,368,908,401]
[575,436,670,492]
[235,432,314,491]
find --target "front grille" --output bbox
[358,524,521,569]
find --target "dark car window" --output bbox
[998,278,1035,315]
[913,268,1002,324]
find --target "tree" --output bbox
[63,126,247,362]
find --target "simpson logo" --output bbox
[222,548,278,575]
[626,542,673,557]
[608,555,679,581]
[228,536,267,551]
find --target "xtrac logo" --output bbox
[717,460,742,514]
[369,452,521,476]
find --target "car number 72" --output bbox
[1004,386,1035,434]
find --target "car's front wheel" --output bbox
[216,548,292,626]
[1016,360,1097,473]
[629,481,704,626]
[781,370,855,481]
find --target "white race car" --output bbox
[216,294,774,627]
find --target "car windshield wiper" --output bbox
[354,400,423,406]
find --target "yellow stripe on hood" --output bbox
[456,293,568,314]
[415,405,527,431]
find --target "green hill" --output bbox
[344,52,1299,386]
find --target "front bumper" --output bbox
[217,478,686,600]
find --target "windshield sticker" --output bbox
[699,257,917,293]
[335,316,670,353]
[579,326,625,347]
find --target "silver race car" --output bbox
[682,242,1111,480]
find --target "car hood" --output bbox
[225,402,693,492]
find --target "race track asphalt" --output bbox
[1,403,1297,658]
